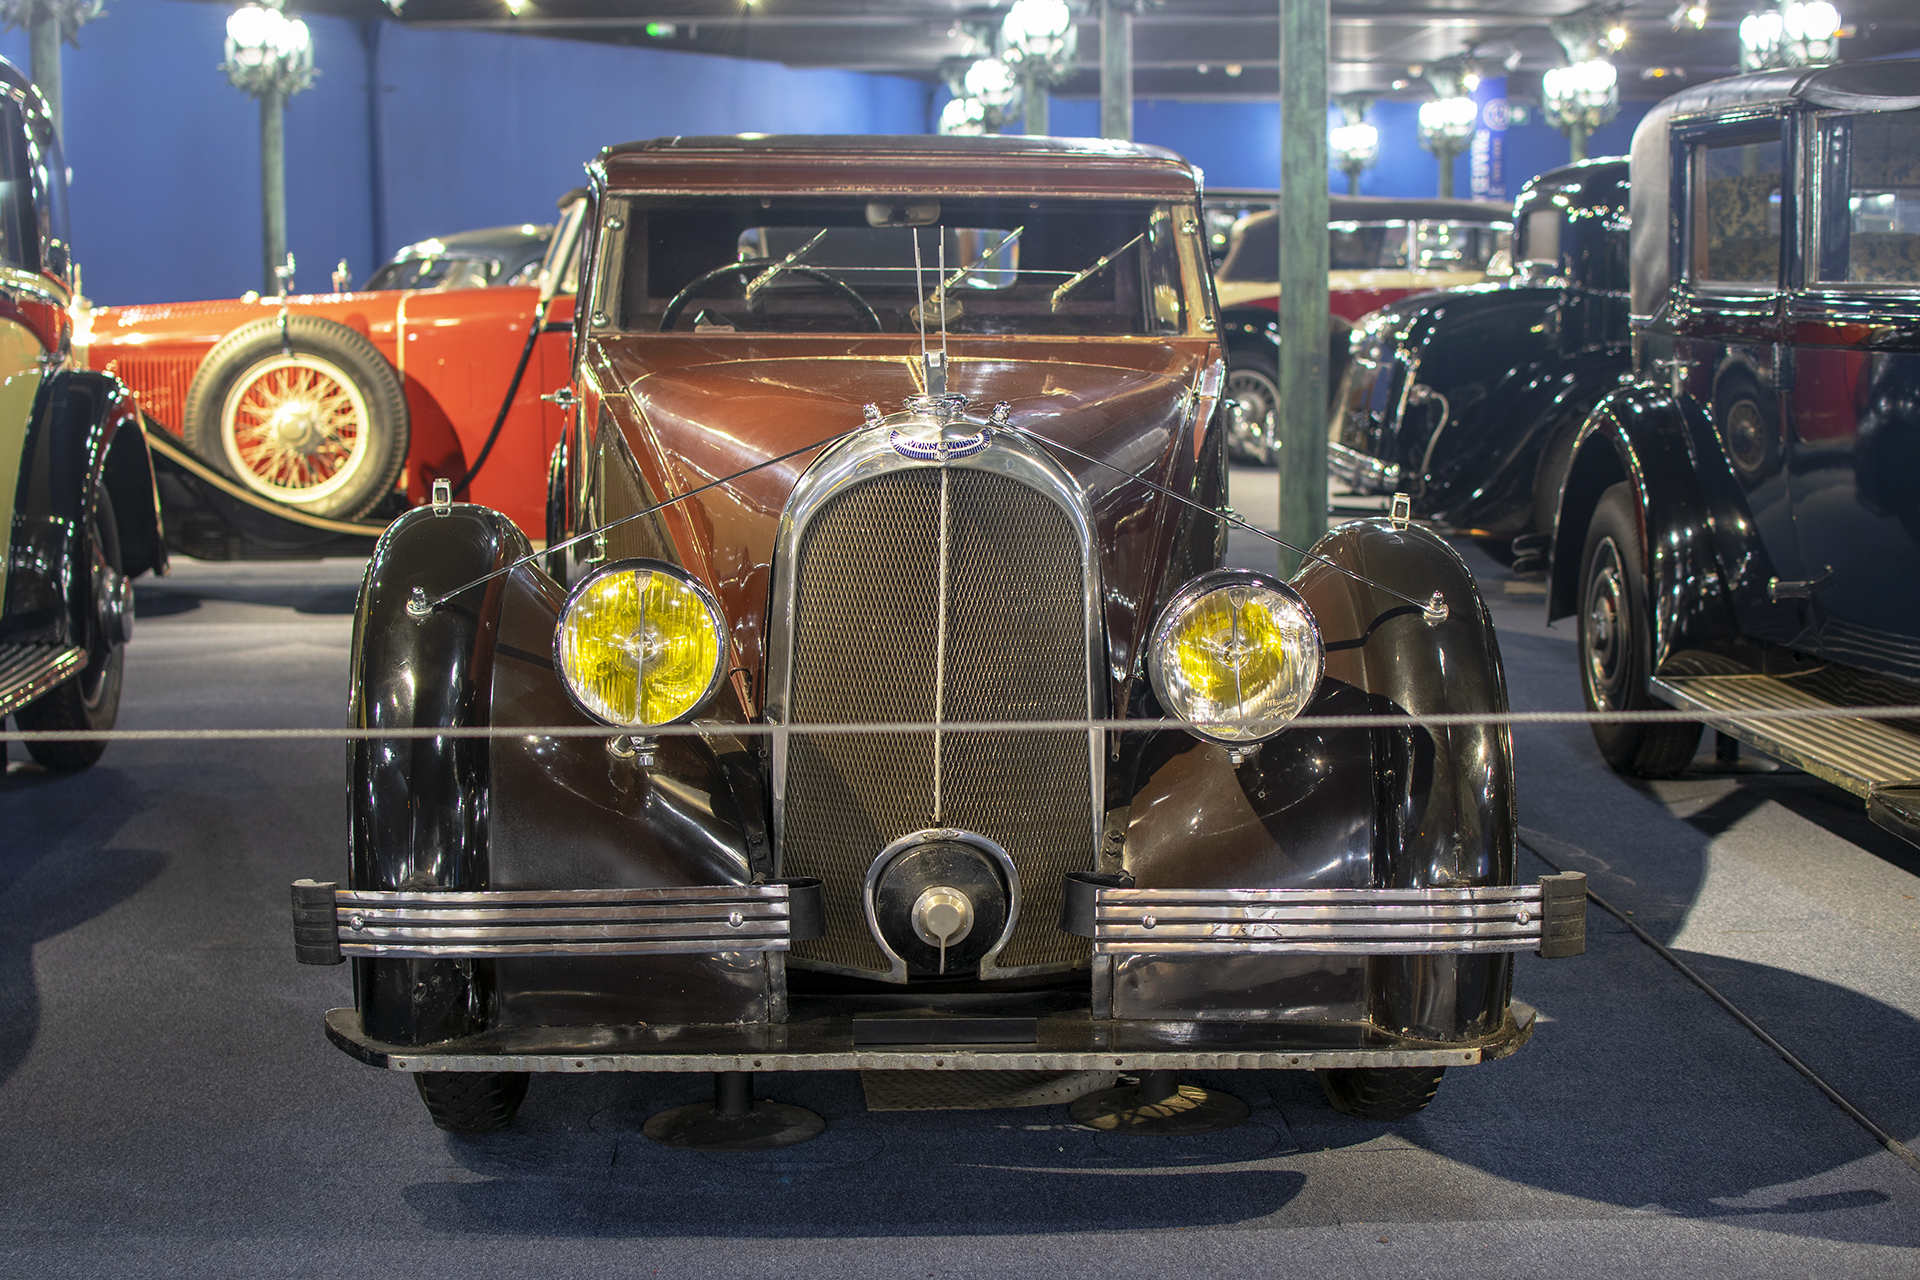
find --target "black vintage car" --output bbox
[293,135,1582,1142]
[1549,59,1920,827]
[1327,159,1631,571]
[0,61,163,770]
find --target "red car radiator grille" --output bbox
[105,357,198,433]
[779,467,1095,978]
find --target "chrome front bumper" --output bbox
[1062,872,1586,959]
[290,879,825,965]
[1327,440,1402,494]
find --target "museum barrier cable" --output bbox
[10,704,1920,745]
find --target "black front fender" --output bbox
[1119,519,1515,1039]
[346,504,768,1044]
[2,370,162,642]
[1548,383,1736,663]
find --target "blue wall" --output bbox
[1,0,1663,306]
[1050,94,1651,198]
[0,0,929,305]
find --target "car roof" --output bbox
[595,134,1202,200]
[1627,58,1920,318]
[1231,196,1512,241]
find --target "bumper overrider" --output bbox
[292,871,1583,1073]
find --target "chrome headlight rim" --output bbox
[553,556,729,730]
[1147,568,1325,745]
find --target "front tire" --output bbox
[415,1071,530,1133]
[1224,350,1279,466]
[182,315,409,520]
[1318,1066,1444,1120]
[1578,482,1701,776]
[17,491,128,771]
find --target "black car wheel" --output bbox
[415,1071,530,1133]
[1224,352,1279,466]
[1318,1066,1444,1120]
[16,491,129,771]
[182,315,410,521]
[1579,482,1701,777]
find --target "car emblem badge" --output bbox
[889,428,990,461]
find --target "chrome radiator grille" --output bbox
[778,466,1096,978]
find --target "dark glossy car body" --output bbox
[293,135,1580,1135]
[1216,197,1513,465]
[1548,59,1920,839]
[1329,159,1631,565]
[363,222,555,292]
[0,60,164,770]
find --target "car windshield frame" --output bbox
[592,192,1211,340]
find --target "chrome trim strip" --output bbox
[765,397,1107,980]
[1090,884,1547,956]
[1326,440,1401,494]
[331,884,798,958]
[0,644,86,718]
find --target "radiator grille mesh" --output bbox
[106,357,198,432]
[780,467,1095,977]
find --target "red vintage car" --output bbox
[73,198,586,549]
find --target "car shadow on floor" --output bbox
[0,765,166,1090]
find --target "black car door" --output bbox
[1785,106,1920,681]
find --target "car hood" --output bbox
[587,336,1219,710]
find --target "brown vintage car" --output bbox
[293,135,1582,1143]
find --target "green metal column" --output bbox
[1100,0,1131,141]
[1276,0,1329,575]
[1026,82,1050,136]
[29,13,60,140]
[261,88,287,294]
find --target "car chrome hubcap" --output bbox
[1584,541,1628,705]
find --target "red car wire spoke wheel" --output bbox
[182,315,409,520]
[220,353,371,504]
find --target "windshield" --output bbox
[365,255,506,292]
[608,195,1198,337]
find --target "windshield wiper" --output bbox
[1049,231,1145,312]
[911,226,1024,326]
[744,228,829,303]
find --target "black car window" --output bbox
[1814,109,1920,285]
[0,97,36,273]
[620,196,1192,337]
[1327,223,1407,271]
[1688,133,1783,288]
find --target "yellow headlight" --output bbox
[1148,573,1323,743]
[555,561,726,728]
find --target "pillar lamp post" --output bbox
[1000,0,1078,136]
[1542,59,1619,163]
[1330,97,1378,196]
[1738,1,1842,71]
[0,0,105,141]
[221,0,316,295]
[1418,96,1477,198]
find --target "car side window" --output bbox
[0,97,36,272]
[1814,109,1920,285]
[1688,131,1783,288]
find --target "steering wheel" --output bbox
[659,261,883,333]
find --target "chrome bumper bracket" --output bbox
[290,878,825,965]
[1061,872,1586,958]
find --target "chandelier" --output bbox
[221,0,316,99]
[1738,1,1841,71]
[1000,0,1078,85]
